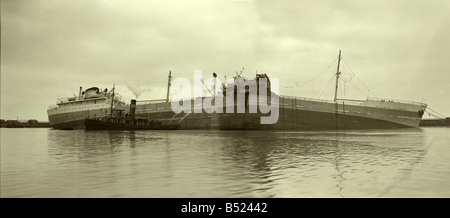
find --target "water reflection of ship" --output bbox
[214,129,428,197]
[328,129,428,197]
[213,131,280,197]
[214,131,350,197]
[47,130,137,161]
[332,133,345,197]
[45,129,430,197]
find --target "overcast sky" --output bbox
[1,0,449,121]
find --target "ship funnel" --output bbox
[78,87,83,100]
[213,72,217,96]
[130,99,136,119]
[166,71,172,102]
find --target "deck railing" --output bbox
[367,97,426,106]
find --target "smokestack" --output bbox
[166,71,172,102]
[213,72,217,96]
[78,87,82,100]
[130,99,136,119]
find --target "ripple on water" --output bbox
[1,128,449,197]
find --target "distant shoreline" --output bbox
[419,118,450,127]
[0,119,51,128]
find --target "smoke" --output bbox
[127,85,142,99]
[126,85,153,100]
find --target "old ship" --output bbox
[47,86,126,129]
[133,51,427,130]
[47,51,427,130]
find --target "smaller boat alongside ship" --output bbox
[84,118,180,130]
[84,100,180,130]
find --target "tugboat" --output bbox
[84,99,180,131]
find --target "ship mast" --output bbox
[166,71,172,102]
[334,50,342,102]
[110,84,115,118]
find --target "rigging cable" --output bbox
[301,55,339,86]
[345,77,371,97]
[288,55,340,95]
[426,107,447,119]
[317,74,337,100]
[342,58,376,97]
[312,74,335,99]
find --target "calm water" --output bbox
[1,127,449,198]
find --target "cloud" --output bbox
[1,0,450,120]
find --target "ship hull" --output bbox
[218,108,413,130]
[218,97,425,130]
[47,86,127,130]
[48,108,110,130]
[50,118,86,130]
[48,96,426,130]
[84,118,179,130]
[134,96,426,130]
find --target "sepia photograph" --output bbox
[1,0,449,206]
